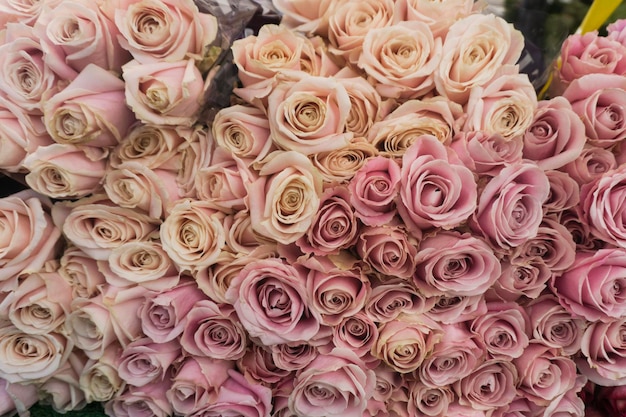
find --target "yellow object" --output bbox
[577,0,624,34]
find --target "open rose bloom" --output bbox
[3,0,626,416]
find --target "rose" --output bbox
[407,381,454,417]
[332,312,379,360]
[194,149,250,213]
[226,257,321,345]
[356,224,418,280]
[180,299,248,360]
[559,32,626,85]
[35,0,130,81]
[491,256,551,301]
[578,317,626,386]
[543,170,580,214]
[470,301,531,360]
[0,377,38,416]
[106,240,179,291]
[38,350,87,413]
[394,0,476,38]
[435,13,524,104]
[79,352,124,403]
[453,131,524,179]
[311,138,378,183]
[117,337,180,387]
[0,321,71,383]
[348,156,400,226]
[23,144,107,199]
[43,63,135,147]
[55,199,160,261]
[266,74,352,155]
[104,162,181,219]
[159,199,225,272]
[289,348,375,417]
[123,58,206,126]
[397,135,477,233]
[304,256,370,326]
[358,21,441,99]
[464,66,537,141]
[0,0,59,26]
[0,190,61,283]
[471,162,550,250]
[222,212,273,255]
[563,73,626,149]
[237,343,291,385]
[365,278,434,323]
[580,164,626,248]
[542,378,587,417]
[426,294,487,325]
[111,123,185,170]
[454,360,518,411]
[113,0,218,64]
[166,355,233,416]
[193,370,273,417]
[562,145,617,185]
[58,246,105,299]
[551,248,626,322]
[105,379,172,417]
[608,19,626,44]
[271,0,335,36]
[247,150,323,244]
[522,96,586,170]
[560,209,607,253]
[373,314,441,373]
[0,94,54,173]
[327,0,394,64]
[270,343,318,372]
[527,295,585,356]
[413,231,501,297]
[336,70,387,137]
[296,185,359,255]
[211,105,273,166]
[138,279,207,342]
[174,126,212,197]
[0,24,62,114]
[600,385,626,416]
[5,269,71,335]
[418,323,484,387]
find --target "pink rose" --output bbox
[0,377,38,416]
[332,312,379,361]
[418,323,484,387]
[247,150,323,244]
[35,0,130,80]
[105,379,172,417]
[562,145,617,185]
[451,131,523,177]
[599,384,626,415]
[112,0,218,64]
[311,138,378,183]
[123,58,206,126]
[543,170,580,214]
[174,126,213,197]
[407,381,454,417]
[373,314,441,373]
[394,0,477,38]
[59,245,106,299]
[563,73,626,148]
[43,63,135,147]
[0,190,61,283]
[166,355,233,416]
[272,0,334,36]
[0,0,60,26]
[513,343,578,406]
[365,279,434,323]
[559,32,626,85]
[211,104,273,166]
[237,343,291,386]
[413,231,501,297]
[222,212,272,255]
[336,70,388,137]
[580,164,626,248]
[527,295,585,356]
[270,343,318,372]
[348,156,400,226]
[0,24,62,114]
[358,21,441,99]
[522,96,586,170]
[296,185,359,255]
[464,66,537,141]
[578,317,626,386]
[471,162,550,250]
[226,257,321,345]
[138,279,207,343]
[111,123,185,170]
[470,301,531,360]
[356,224,418,280]
[454,360,518,412]
[194,149,250,213]
[426,294,487,325]
[435,13,524,104]
[38,350,87,413]
[0,94,53,173]
[117,337,180,386]
[397,135,477,233]
[552,248,626,322]
[608,19,626,44]
[289,348,375,417]
[180,299,248,360]
[266,74,352,155]
[491,255,551,301]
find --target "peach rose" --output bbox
[395,0,477,38]
[110,123,185,170]
[311,137,378,183]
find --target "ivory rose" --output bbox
[358,21,441,99]
[113,0,218,64]
[43,64,135,148]
[79,352,124,403]
[247,150,323,244]
[336,71,387,137]
[35,0,130,80]
[0,190,61,283]
[123,58,206,126]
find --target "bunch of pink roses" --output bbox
[1,0,626,416]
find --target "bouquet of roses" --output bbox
[1,0,626,416]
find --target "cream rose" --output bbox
[311,138,378,183]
